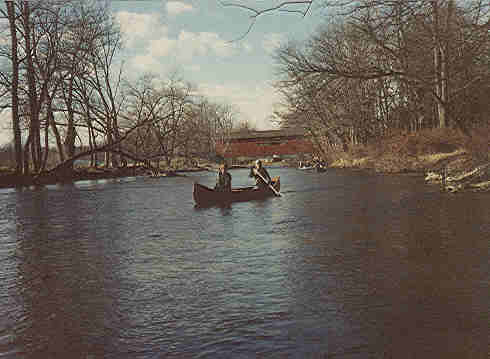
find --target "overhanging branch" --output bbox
[220,1,314,41]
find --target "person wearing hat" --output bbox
[249,159,272,189]
[215,163,232,191]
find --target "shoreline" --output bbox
[328,149,490,193]
[0,165,210,189]
[1,151,488,193]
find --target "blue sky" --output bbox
[111,0,323,127]
[0,1,324,145]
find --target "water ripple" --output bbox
[0,168,488,358]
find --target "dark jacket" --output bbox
[215,171,232,191]
[249,166,271,188]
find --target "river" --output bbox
[1,167,489,358]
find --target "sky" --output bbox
[110,0,322,128]
[0,0,324,145]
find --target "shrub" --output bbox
[368,128,465,158]
[464,124,490,162]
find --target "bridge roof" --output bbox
[229,127,306,140]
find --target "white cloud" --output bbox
[178,31,235,59]
[147,30,237,62]
[114,9,277,129]
[242,42,253,53]
[0,110,12,146]
[127,53,161,74]
[186,64,201,72]
[0,35,8,47]
[0,19,9,46]
[115,11,167,48]
[166,1,194,16]
[117,9,252,72]
[262,33,286,54]
[148,36,177,58]
[198,82,281,130]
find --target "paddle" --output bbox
[253,168,281,197]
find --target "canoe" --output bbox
[193,176,280,207]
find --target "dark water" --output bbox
[1,168,489,359]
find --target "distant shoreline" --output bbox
[0,165,202,189]
[1,151,488,193]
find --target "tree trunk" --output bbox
[23,134,31,176]
[88,123,95,167]
[104,131,112,167]
[6,1,23,174]
[112,115,120,167]
[432,1,446,128]
[23,2,42,171]
[63,75,76,169]
[41,118,49,171]
[441,0,455,128]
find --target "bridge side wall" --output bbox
[216,136,314,159]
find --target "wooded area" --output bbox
[0,0,237,177]
[266,0,489,156]
[0,0,488,184]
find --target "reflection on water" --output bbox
[1,168,489,358]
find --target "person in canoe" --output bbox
[215,163,232,191]
[249,159,272,189]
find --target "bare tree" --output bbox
[2,0,22,173]
[123,73,189,170]
[0,0,122,173]
[225,0,489,136]
[271,0,489,160]
[54,0,122,168]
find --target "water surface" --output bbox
[1,168,489,358]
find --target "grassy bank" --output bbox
[1,127,488,192]
[327,126,490,192]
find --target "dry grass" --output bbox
[328,125,489,173]
[464,124,490,162]
[0,166,15,175]
[330,157,370,168]
[418,149,466,164]
[470,181,490,191]
[373,127,465,157]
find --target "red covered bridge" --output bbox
[216,128,314,159]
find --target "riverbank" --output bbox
[330,150,489,192]
[1,128,488,192]
[0,164,210,189]
[327,127,490,193]
[2,153,488,192]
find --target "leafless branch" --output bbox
[220,1,314,41]
[220,1,314,17]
